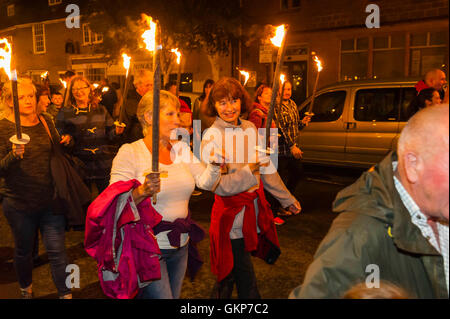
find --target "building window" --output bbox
[281,0,300,10]
[48,0,62,6]
[7,4,14,17]
[373,34,405,79]
[86,68,105,82]
[32,24,46,54]
[340,38,369,81]
[82,24,103,45]
[410,31,448,77]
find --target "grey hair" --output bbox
[0,78,36,119]
[133,69,153,87]
[137,90,181,136]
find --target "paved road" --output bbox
[0,165,365,299]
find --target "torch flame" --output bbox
[0,38,12,80]
[141,14,157,52]
[270,25,285,48]
[170,48,181,65]
[93,83,99,89]
[280,74,286,84]
[41,71,48,79]
[314,55,323,72]
[239,69,250,86]
[102,87,110,93]
[122,53,131,76]
[60,79,67,88]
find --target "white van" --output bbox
[297,79,419,168]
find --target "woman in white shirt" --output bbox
[110,90,221,299]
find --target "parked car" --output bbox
[296,78,420,168]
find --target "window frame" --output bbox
[48,0,62,6]
[32,23,46,54]
[7,4,14,17]
[82,23,103,45]
[340,38,369,81]
[280,0,301,11]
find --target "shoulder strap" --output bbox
[39,115,54,144]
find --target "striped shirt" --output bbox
[274,99,305,156]
[393,161,449,293]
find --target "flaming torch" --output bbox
[238,69,250,86]
[142,14,162,205]
[171,48,182,96]
[0,38,30,145]
[305,54,323,117]
[115,53,132,126]
[59,78,72,108]
[265,24,289,149]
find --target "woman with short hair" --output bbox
[109,90,222,299]
[204,77,301,298]
[0,78,71,299]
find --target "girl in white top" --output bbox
[110,90,221,299]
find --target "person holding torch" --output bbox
[274,80,311,216]
[0,78,72,299]
[108,90,223,299]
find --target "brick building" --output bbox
[240,0,449,105]
[0,0,231,92]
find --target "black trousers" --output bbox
[211,238,261,299]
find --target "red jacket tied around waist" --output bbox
[84,179,162,299]
[209,182,281,282]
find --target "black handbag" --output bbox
[40,116,91,228]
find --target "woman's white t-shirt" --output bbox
[110,139,220,249]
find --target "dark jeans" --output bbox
[2,200,70,296]
[211,238,260,299]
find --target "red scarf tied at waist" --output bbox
[209,181,280,282]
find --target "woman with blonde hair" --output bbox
[108,90,222,298]
[0,78,71,299]
[56,75,124,193]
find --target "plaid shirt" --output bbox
[274,99,304,157]
[393,161,449,293]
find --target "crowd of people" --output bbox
[0,66,448,300]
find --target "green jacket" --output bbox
[290,152,448,299]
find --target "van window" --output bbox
[354,88,400,121]
[400,87,418,121]
[300,91,346,122]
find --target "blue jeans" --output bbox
[138,244,189,299]
[2,200,71,296]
